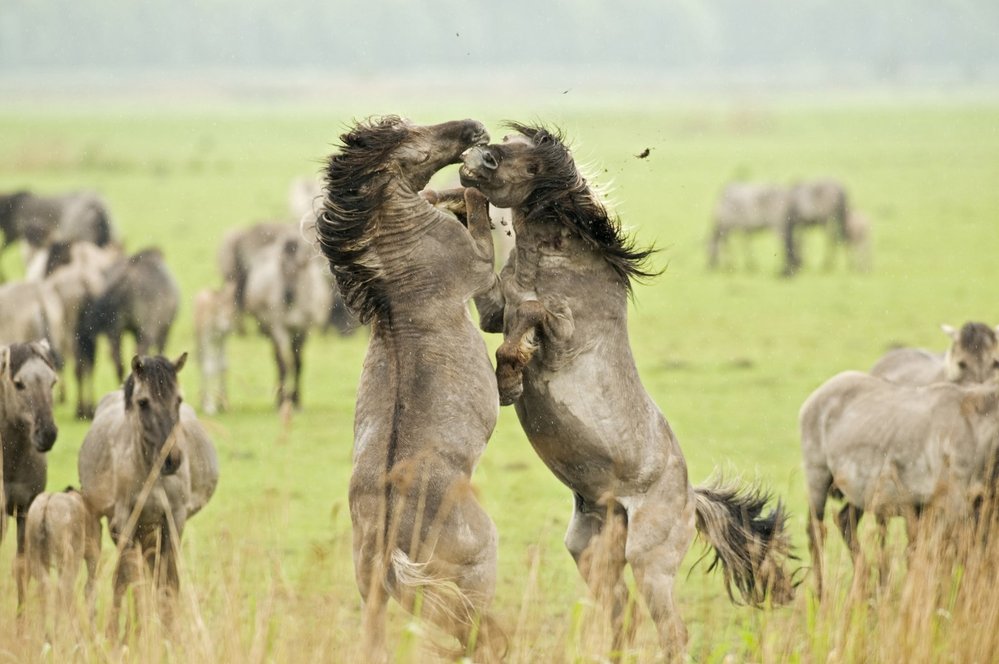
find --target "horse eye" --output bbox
[177,395,183,405]
[993,359,999,369]
[137,398,151,409]
[13,380,25,391]
[957,360,968,370]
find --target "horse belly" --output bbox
[517,360,665,496]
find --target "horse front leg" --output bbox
[495,297,575,405]
[14,512,28,611]
[495,300,545,406]
[290,329,307,409]
[270,328,292,409]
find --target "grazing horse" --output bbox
[782,178,850,275]
[318,117,502,659]
[0,341,60,608]
[461,123,795,659]
[707,182,791,271]
[0,190,116,279]
[800,371,999,594]
[78,354,219,628]
[872,322,999,386]
[75,248,180,418]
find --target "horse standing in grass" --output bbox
[0,341,60,608]
[800,371,999,594]
[78,354,218,628]
[318,117,503,660]
[783,178,850,275]
[707,182,791,271]
[461,124,795,659]
[24,486,101,620]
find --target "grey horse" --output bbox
[872,322,999,385]
[800,371,999,594]
[707,182,791,271]
[0,190,116,279]
[783,178,849,275]
[461,123,795,659]
[78,354,219,629]
[75,247,180,418]
[243,230,331,409]
[24,486,101,620]
[318,117,502,660]
[0,341,60,608]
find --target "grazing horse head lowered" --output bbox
[463,122,796,660]
[318,116,504,660]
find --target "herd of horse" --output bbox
[707,178,871,275]
[0,117,995,661]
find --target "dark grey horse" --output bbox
[0,341,60,608]
[75,248,180,418]
[461,123,795,659]
[0,190,116,280]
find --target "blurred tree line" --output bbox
[1,0,996,80]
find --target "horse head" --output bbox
[943,322,999,384]
[0,340,59,453]
[338,116,489,194]
[124,353,187,475]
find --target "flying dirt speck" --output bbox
[636,148,651,159]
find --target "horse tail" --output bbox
[692,477,796,607]
[27,493,52,569]
[388,548,506,659]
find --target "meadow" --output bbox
[0,94,997,662]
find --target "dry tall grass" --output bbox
[1,489,996,663]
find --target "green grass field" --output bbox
[1,95,997,662]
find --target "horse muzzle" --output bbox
[33,423,58,453]
[162,445,184,476]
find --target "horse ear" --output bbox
[0,346,9,380]
[174,352,188,373]
[131,355,144,377]
[941,324,958,341]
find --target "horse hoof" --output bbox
[498,382,523,406]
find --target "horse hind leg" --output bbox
[624,496,696,663]
[565,495,633,657]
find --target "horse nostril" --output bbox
[481,151,498,170]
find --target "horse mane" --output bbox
[123,356,178,408]
[6,341,55,375]
[507,122,659,289]
[317,116,410,325]
[959,322,997,353]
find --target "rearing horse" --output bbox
[461,123,796,660]
[318,117,502,660]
